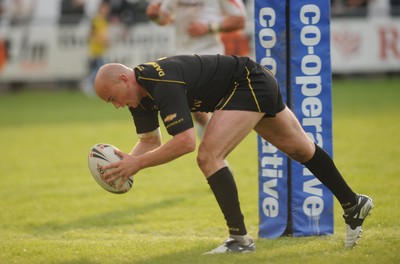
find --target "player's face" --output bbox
[107,75,141,109]
[107,84,130,109]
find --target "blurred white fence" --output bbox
[0,17,399,85]
[331,17,400,74]
[0,22,175,83]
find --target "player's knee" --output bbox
[196,142,217,174]
[286,143,315,163]
[196,145,209,171]
[197,139,229,176]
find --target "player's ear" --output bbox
[119,74,128,83]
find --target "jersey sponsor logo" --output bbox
[164,113,177,122]
[165,118,184,129]
[135,66,144,72]
[190,99,202,111]
[146,61,165,76]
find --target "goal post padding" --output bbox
[255,0,334,238]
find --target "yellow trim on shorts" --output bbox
[218,81,239,110]
[245,66,261,112]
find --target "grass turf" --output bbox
[0,76,399,263]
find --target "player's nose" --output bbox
[113,102,122,109]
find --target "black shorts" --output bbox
[215,60,286,118]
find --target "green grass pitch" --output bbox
[0,76,399,263]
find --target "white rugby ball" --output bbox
[88,143,133,194]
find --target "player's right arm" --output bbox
[130,128,162,156]
[103,126,196,188]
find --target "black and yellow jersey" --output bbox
[130,54,283,136]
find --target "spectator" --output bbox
[4,0,37,26]
[220,31,250,56]
[59,0,85,25]
[0,39,7,71]
[0,0,4,22]
[146,0,247,138]
[107,0,149,27]
[81,1,110,96]
[391,0,400,16]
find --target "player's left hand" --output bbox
[102,149,139,188]
[187,22,209,37]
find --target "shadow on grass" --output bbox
[138,236,345,264]
[113,236,336,264]
[25,196,185,235]
[58,258,100,264]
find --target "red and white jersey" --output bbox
[160,0,246,55]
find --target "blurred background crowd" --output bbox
[1,0,399,26]
[0,0,150,27]
[0,0,399,92]
[332,0,400,17]
[0,0,398,26]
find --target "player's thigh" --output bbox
[200,110,264,159]
[254,106,314,162]
[192,112,210,126]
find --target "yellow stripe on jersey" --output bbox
[138,103,146,109]
[146,93,154,100]
[245,66,261,112]
[138,76,186,85]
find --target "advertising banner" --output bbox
[256,0,334,238]
[331,18,400,73]
[288,1,334,236]
[255,0,289,239]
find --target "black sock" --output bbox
[207,167,247,236]
[302,143,357,209]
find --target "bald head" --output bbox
[94,63,132,98]
[93,63,145,109]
